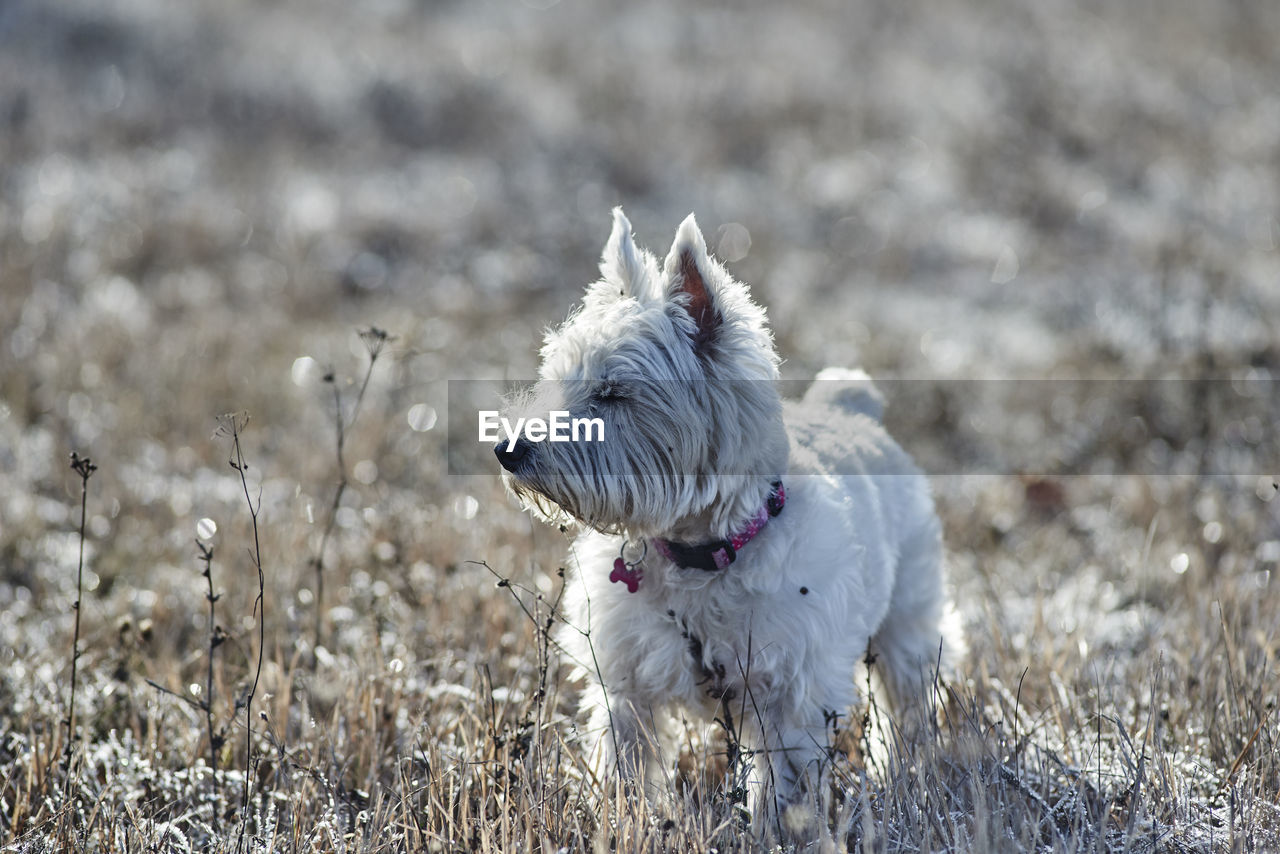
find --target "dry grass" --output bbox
[2,454,1277,851]
[2,0,1279,849]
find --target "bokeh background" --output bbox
[1,0,1278,848]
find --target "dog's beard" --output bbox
[503,464,698,537]
[504,474,602,531]
[504,472,641,535]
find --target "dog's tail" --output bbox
[804,367,884,422]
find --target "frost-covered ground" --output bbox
[1,0,1278,850]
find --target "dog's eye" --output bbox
[592,381,626,402]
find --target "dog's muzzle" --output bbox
[494,438,531,473]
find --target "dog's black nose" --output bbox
[495,439,531,472]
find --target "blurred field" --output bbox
[1,0,1278,850]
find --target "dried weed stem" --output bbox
[59,451,97,843]
[197,539,227,819]
[221,413,266,853]
[64,453,97,771]
[310,326,391,651]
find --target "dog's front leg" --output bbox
[605,698,647,781]
[588,694,665,794]
[745,713,830,835]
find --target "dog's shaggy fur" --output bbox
[497,209,963,821]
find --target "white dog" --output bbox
[496,209,963,822]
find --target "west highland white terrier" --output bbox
[495,208,963,823]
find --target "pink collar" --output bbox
[658,481,788,572]
[609,481,786,592]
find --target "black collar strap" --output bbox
[653,480,785,572]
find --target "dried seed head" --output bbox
[359,326,394,360]
[69,451,98,479]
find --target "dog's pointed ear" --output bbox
[663,213,720,345]
[599,207,647,297]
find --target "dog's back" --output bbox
[788,371,963,714]
[803,366,885,423]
